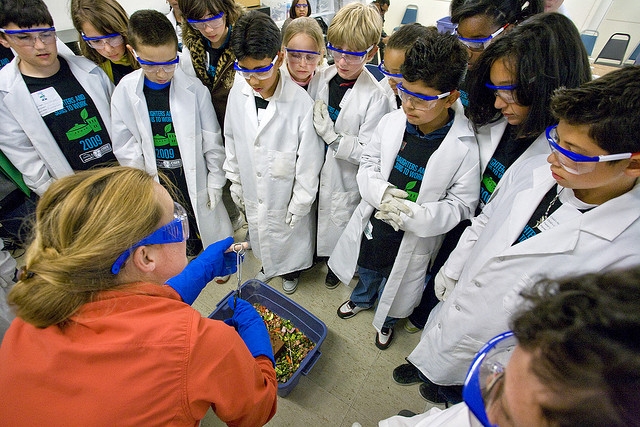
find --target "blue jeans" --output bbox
[351,266,398,329]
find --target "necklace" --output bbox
[533,188,563,230]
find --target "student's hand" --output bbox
[208,187,222,210]
[434,269,457,302]
[285,211,299,229]
[313,99,340,145]
[166,237,236,304]
[382,186,409,204]
[379,197,412,217]
[230,183,245,213]
[374,210,403,232]
[224,297,275,366]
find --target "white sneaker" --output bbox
[282,278,299,294]
[255,270,271,282]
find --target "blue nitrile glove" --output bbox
[166,236,236,304]
[224,297,275,367]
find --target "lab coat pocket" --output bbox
[502,273,535,315]
[268,150,296,180]
[330,191,360,227]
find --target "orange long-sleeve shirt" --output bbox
[0,283,277,426]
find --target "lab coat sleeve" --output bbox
[288,105,324,216]
[357,121,393,207]
[110,85,145,171]
[222,93,241,187]
[0,97,54,196]
[333,95,390,165]
[199,88,226,191]
[400,155,480,238]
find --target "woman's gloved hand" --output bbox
[224,297,275,367]
[166,236,237,304]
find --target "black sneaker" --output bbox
[397,410,417,417]
[325,269,340,289]
[392,363,424,386]
[419,381,447,404]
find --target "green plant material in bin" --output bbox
[253,304,315,383]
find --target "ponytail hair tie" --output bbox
[16,266,34,281]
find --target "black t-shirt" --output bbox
[204,26,231,80]
[358,115,453,276]
[111,62,134,86]
[328,74,357,123]
[514,185,562,245]
[143,80,201,251]
[478,125,536,213]
[0,45,14,70]
[22,57,115,170]
[254,95,269,112]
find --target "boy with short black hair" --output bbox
[0,0,115,196]
[329,30,478,349]
[407,65,640,396]
[224,11,324,294]
[308,2,392,288]
[111,9,232,256]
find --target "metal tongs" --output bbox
[232,242,246,306]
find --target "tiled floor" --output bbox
[192,226,441,427]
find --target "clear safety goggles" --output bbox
[326,43,373,65]
[456,24,507,52]
[133,50,180,74]
[81,32,124,50]
[463,331,517,427]
[285,48,320,65]
[485,82,518,104]
[234,56,277,80]
[546,125,638,175]
[378,61,403,80]
[111,202,189,274]
[187,11,225,31]
[0,27,56,47]
[397,82,451,111]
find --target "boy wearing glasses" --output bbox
[406,66,640,402]
[111,10,231,257]
[329,31,476,349]
[308,2,392,289]
[223,11,323,294]
[0,0,115,197]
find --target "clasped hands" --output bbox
[374,187,412,232]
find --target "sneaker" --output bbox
[325,269,340,289]
[375,326,394,350]
[231,215,245,231]
[214,275,230,284]
[282,277,298,294]
[419,381,447,404]
[392,363,424,386]
[337,300,366,319]
[404,318,422,334]
[397,410,417,417]
[255,269,271,283]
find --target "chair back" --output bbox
[400,5,418,25]
[594,33,631,66]
[580,30,599,56]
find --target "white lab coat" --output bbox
[165,10,183,50]
[329,104,480,330]
[409,155,640,385]
[110,68,231,247]
[379,403,472,427]
[0,50,114,196]
[223,72,324,278]
[308,65,392,256]
[380,76,399,111]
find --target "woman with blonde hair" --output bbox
[0,166,277,426]
[282,16,326,90]
[70,0,138,85]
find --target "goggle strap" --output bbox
[1,26,55,34]
[81,32,120,41]
[187,11,224,24]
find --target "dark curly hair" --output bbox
[512,267,640,427]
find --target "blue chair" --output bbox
[394,4,418,32]
[594,33,631,67]
[365,63,385,81]
[625,42,640,65]
[580,30,598,56]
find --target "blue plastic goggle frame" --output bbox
[485,83,517,91]
[456,24,507,51]
[0,26,55,34]
[81,32,120,41]
[326,42,371,57]
[396,82,451,101]
[463,331,516,427]
[546,124,637,164]
[187,11,225,25]
[135,55,180,67]
[378,61,403,79]
[111,202,189,274]
[233,56,277,79]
